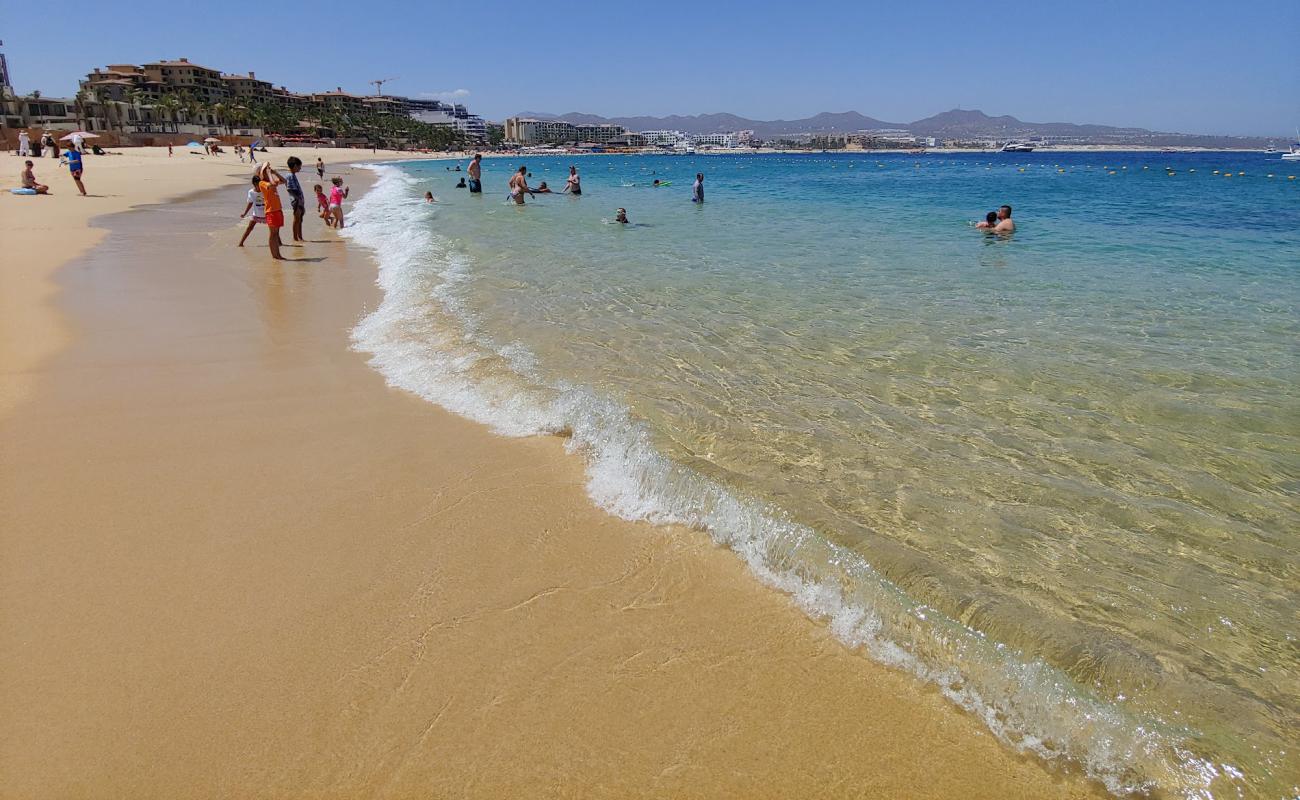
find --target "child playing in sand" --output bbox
[238,175,265,246]
[328,176,349,228]
[314,184,332,227]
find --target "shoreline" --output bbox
[1,151,1106,797]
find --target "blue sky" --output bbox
[3,0,1297,135]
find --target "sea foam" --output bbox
[342,163,1222,799]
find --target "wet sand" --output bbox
[0,169,1106,798]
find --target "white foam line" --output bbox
[341,163,1224,799]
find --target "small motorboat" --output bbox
[1000,141,1034,152]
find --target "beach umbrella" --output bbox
[186,141,202,148]
[203,137,221,143]
[58,131,100,141]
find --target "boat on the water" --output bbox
[1000,141,1034,152]
[1282,145,1300,161]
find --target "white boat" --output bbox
[1282,146,1300,161]
[1000,141,1034,152]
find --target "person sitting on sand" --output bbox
[975,211,998,229]
[615,207,629,224]
[993,204,1015,233]
[20,160,50,194]
[238,174,266,247]
[455,177,467,188]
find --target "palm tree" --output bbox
[155,94,182,132]
[211,102,229,135]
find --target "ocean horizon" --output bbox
[343,151,1299,799]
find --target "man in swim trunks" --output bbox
[256,163,286,260]
[563,165,581,195]
[284,156,307,242]
[508,165,531,205]
[994,204,1015,233]
[20,160,50,194]
[62,146,87,195]
[692,172,704,203]
[468,153,482,193]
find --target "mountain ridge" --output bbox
[509,108,1272,146]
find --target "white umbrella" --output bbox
[203,137,221,143]
[59,131,100,141]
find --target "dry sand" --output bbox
[0,148,1106,798]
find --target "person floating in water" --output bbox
[615,207,629,224]
[533,181,553,193]
[692,172,704,203]
[424,191,437,203]
[455,177,467,188]
[975,211,998,229]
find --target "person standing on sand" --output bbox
[316,157,325,182]
[238,174,266,247]
[692,172,704,203]
[284,156,307,243]
[467,153,482,193]
[18,130,30,157]
[61,146,87,196]
[563,164,581,195]
[21,160,50,194]
[256,163,286,260]
[168,144,173,157]
[993,204,1015,233]
[328,176,349,228]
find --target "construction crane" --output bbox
[369,77,398,96]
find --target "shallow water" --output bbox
[344,152,1299,798]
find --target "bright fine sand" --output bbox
[0,148,1104,798]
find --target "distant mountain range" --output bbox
[512,108,1272,147]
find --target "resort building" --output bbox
[641,129,688,147]
[221,72,274,104]
[310,88,368,115]
[692,132,738,148]
[505,117,628,146]
[142,59,226,104]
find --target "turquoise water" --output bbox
[344,152,1299,798]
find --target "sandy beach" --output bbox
[0,147,1106,798]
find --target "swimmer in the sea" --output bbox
[533,181,553,193]
[424,191,436,203]
[615,207,629,224]
[975,211,997,229]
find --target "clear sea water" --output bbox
[342,151,1299,799]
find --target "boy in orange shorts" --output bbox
[256,162,286,260]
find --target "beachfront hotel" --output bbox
[504,116,629,146]
[0,50,488,149]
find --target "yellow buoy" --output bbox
[1058,168,1065,173]
[1108,170,1117,175]
[1167,171,1176,176]
[1018,168,1025,172]
[1290,175,1297,180]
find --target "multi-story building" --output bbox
[506,117,627,145]
[311,87,368,114]
[362,95,410,116]
[142,58,226,103]
[221,71,273,104]
[692,132,738,148]
[641,129,688,147]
